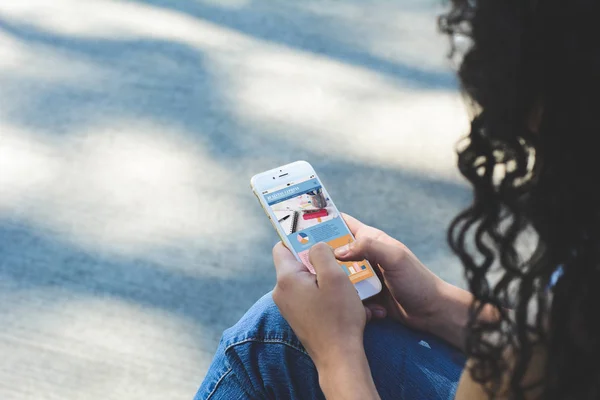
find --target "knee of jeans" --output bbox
[220,291,303,350]
[199,294,293,400]
[211,292,316,399]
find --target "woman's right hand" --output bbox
[336,214,458,337]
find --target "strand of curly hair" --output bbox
[440,0,600,399]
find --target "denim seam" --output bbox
[205,367,233,400]
[224,337,309,356]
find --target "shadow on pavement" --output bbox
[0,1,468,397]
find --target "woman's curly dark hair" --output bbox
[439,0,600,399]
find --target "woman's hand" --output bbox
[272,242,380,400]
[272,242,365,365]
[336,214,471,349]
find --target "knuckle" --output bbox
[276,273,293,291]
[272,287,283,305]
[357,237,373,254]
[272,241,284,255]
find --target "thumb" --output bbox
[334,237,407,272]
[308,242,348,285]
[273,242,309,281]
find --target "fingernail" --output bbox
[334,244,350,256]
[373,308,386,318]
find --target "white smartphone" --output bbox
[251,160,382,300]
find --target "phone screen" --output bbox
[263,175,375,284]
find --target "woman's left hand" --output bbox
[272,241,367,370]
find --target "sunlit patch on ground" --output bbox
[0,1,469,398]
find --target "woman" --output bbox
[197,0,600,399]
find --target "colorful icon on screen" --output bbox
[297,232,310,244]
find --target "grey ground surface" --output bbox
[0,1,471,398]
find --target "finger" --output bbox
[368,285,407,322]
[308,242,348,284]
[342,213,399,245]
[273,242,309,281]
[335,237,407,272]
[364,306,373,322]
[341,213,366,236]
[365,303,387,319]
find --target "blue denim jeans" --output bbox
[196,292,465,400]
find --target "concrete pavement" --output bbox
[0,1,470,398]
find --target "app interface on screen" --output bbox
[265,176,374,284]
